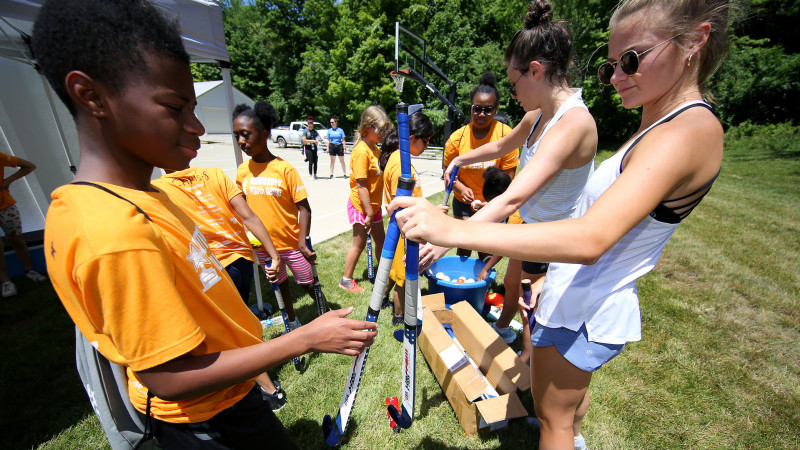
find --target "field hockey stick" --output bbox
[304,237,328,317]
[322,103,417,446]
[441,165,459,208]
[366,234,375,283]
[266,258,306,371]
[386,103,420,430]
[521,279,533,330]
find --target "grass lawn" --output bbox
[3,123,798,449]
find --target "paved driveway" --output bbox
[189,134,446,244]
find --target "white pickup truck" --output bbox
[270,121,328,149]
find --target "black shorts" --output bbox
[329,143,344,157]
[452,197,476,219]
[150,387,299,449]
[521,260,549,274]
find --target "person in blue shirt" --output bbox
[326,115,347,178]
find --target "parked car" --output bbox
[270,121,328,149]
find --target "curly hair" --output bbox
[232,101,279,133]
[32,0,189,116]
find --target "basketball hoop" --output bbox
[390,69,408,93]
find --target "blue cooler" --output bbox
[424,255,496,313]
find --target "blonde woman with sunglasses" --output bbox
[392,0,730,448]
[339,106,392,293]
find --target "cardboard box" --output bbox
[419,293,531,436]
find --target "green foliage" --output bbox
[207,0,795,145]
[709,36,800,128]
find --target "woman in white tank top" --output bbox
[391,1,730,448]
[420,2,597,359]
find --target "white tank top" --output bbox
[535,101,712,345]
[519,89,594,223]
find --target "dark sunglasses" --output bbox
[471,104,496,115]
[597,35,678,86]
[507,69,528,97]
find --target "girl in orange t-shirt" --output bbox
[339,106,392,294]
[233,101,322,328]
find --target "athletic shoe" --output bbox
[392,315,404,326]
[338,278,364,293]
[260,382,287,411]
[491,322,517,344]
[574,433,588,450]
[381,296,393,310]
[329,175,333,179]
[2,282,17,298]
[25,270,47,282]
[286,318,302,332]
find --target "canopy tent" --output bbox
[0,0,242,236]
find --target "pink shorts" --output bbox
[346,198,383,226]
[255,248,313,285]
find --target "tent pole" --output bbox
[38,74,76,174]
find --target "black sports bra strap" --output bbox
[620,102,714,172]
[71,181,153,222]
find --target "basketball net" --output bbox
[391,71,405,93]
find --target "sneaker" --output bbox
[329,175,333,179]
[338,278,364,293]
[392,315,404,326]
[491,322,517,345]
[25,270,47,282]
[260,382,287,411]
[574,433,588,450]
[381,296,393,310]
[286,318,302,332]
[2,282,17,297]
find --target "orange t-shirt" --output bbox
[0,152,20,209]
[348,140,383,214]
[45,183,262,423]
[153,167,253,266]
[236,157,307,251]
[443,121,517,203]
[383,150,422,286]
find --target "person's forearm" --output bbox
[297,205,311,245]
[357,185,373,216]
[242,216,279,261]
[137,332,309,401]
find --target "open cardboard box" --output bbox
[419,293,531,436]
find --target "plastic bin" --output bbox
[424,256,496,313]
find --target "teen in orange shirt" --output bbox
[234,102,323,329]
[339,105,392,293]
[35,1,375,446]
[443,72,517,259]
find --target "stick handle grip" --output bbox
[521,279,533,330]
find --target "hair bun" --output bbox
[479,71,497,87]
[524,0,553,29]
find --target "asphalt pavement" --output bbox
[189,134,447,244]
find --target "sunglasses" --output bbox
[373,125,390,136]
[506,69,528,97]
[471,104,496,115]
[597,35,678,86]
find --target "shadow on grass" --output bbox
[0,279,95,449]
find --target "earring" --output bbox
[687,54,693,68]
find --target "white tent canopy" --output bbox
[0,0,239,234]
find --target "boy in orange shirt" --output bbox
[35,1,375,447]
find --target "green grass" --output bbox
[4,123,799,449]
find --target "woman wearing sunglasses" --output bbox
[443,71,518,260]
[339,105,392,293]
[430,1,597,359]
[392,0,730,448]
